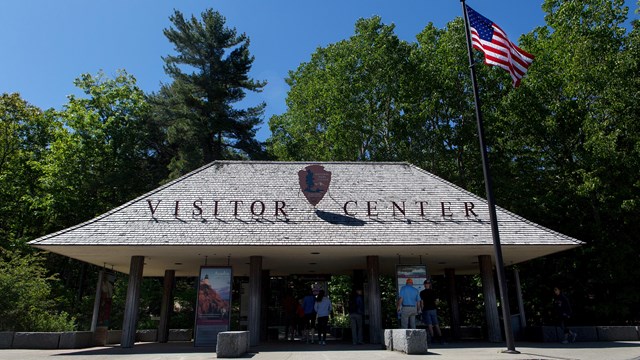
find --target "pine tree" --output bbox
[159,9,267,177]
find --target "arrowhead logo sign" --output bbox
[298,165,331,207]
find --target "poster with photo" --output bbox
[396,264,428,294]
[194,266,232,347]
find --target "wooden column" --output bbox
[366,256,382,344]
[249,256,262,346]
[514,268,526,328]
[158,269,175,343]
[445,268,461,340]
[90,269,105,332]
[260,269,270,342]
[479,255,502,342]
[121,256,145,348]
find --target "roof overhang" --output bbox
[33,244,578,277]
[30,161,582,277]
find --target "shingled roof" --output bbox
[30,161,581,276]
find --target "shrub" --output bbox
[0,249,76,331]
[330,314,350,328]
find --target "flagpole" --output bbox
[460,0,518,353]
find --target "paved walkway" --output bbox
[1,341,639,360]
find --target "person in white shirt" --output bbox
[314,290,332,345]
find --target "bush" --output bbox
[27,309,76,332]
[0,249,76,331]
[330,314,350,328]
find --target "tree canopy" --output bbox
[268,0,640,325]
[156,9,268,178]
[0,1,638,331]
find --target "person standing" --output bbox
[553,286,577,344]
[420,280,444,344]
[314,290,332,345]
[295,298,305,339]
[282,291,297,341]
[348,288,365,345]
[302,289,317,343]
[396,278,421,329]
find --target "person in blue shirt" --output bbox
[396,278,422,329]
[302,289,317,343]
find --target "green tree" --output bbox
[267,16,501,193]
[39,70,157,230]
[0,93,57,251]
[268,1,639,326]
[269,17,414,162]
[0,250,76,331]
[493,0,640,325]
[31,71,163,328]
[159,9,267,178]
[408,18,504,191]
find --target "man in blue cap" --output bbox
[396,278,422,329]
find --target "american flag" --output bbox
[466,5,534,87]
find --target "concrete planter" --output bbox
[93,326,109,346]
[384,329,428,355]
[59,331,94,349]
[525,326,570,342]
[169,328,193,341]
[572,326,598,342]
[458,326,483,340]
[216,331,249,358]
[597,326,640,341]
[526,325,640,342]
[136,329,158,342]
[0,332,14,349]
[12,332,62,349]
[107,330,122,344]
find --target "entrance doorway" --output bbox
[267,275,329,341]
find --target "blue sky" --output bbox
[1,1,637,141]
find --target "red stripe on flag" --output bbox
[468,10,534,87]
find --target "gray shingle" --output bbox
[29,161,582,247]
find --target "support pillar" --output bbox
[158,269,175,343]
[445,268,461,340]
[90,269,105,332]
[479,255,501,342]
[514,268,526,328]
[249,256,262,346]
[260,269,270,342]
[366,256,382,344]
[121,256,145,348]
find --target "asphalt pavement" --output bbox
[1,340,639,360]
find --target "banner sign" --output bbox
[395,264,428,295]
[194,266,232,346]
